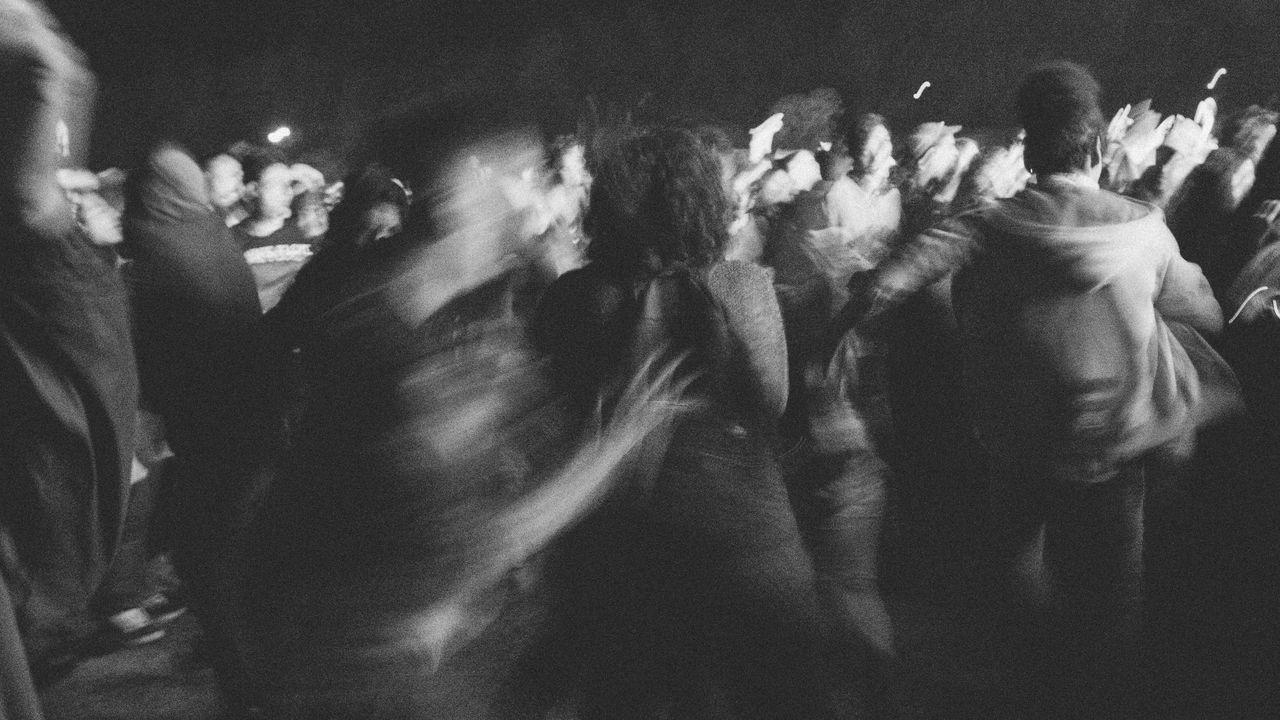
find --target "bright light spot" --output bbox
[913,81,932,100]
[267,126,292,144]
[1207,68,1227,90]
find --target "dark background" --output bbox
[43,0,1280,171]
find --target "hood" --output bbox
[125,144,213,225]
[980,178,1166,292]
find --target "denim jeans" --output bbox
[986,456,1146,698]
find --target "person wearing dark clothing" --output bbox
[849,61,1224,717]
[528,125,835,720]
[122,143,273,712]
[0,3,137,706]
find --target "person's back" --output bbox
[955,176,1217,478]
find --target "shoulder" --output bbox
[706,259,775,295]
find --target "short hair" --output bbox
[1016,61,1105,175]
[585,123,730,271]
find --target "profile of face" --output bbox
[205,154,244,210]
[785,150,822,193]
[365,202,403,242]
[296,199,329,239]
[1228,159,1256,210]
[860,124,895,188]
[252,163,296,220]
[558,143,590,190]
[76,192,122,246]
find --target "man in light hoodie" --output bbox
[844,61,1223,712]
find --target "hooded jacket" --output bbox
[950,175,1220,479]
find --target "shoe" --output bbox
[141,591,188,625]
[90,608,166,654]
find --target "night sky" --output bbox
[41,0,1280,172]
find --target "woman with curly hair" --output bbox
[529,123,834,719]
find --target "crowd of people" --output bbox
[5,1,1280,719]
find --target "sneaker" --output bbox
[99,608,166,650]
[141,592,188,625]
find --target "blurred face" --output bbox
[365,202,403,242]
[1228,160,1256,210]
[860,125,895,187]
[297,201,329,239]
[252,163,296,219]
[205,155,244,210]
[758,169,796,206]
[786,150,821,193]
[76,192,122,246]
[919,134,959,183]
[559,144,589,189]
[443,130,547,276]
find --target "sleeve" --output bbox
[873,211,983,306]
[1156,238,1224,336]
[705,260,789,418]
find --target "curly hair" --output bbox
[585,124,730,272]
[1016,61,1105,175]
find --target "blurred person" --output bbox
[1128,114,1211,209]
[290,188,328,241]
[527,124,836,719]
[760,143,901,717]
[1224,105,1277,165]
[239,98,684,720]
[846,61,1225,716]
[121,142,272,711]
[1166,147,1257,299]
[236,157,313,312]
[0,0,138,707]
[901,120,963,234]
[204,153,247,227]
[953,143,1029,212]
[834,112,902,266]
[874,122,984,573]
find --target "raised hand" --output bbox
[749,112,786,163]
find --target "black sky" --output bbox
[40,0,1280,170]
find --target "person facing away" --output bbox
[854,60,1223,716]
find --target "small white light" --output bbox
[913,81,932,100]
[1207,68,1227,90]
[267,126,292,144]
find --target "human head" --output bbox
[125,143,214,225]
[326,163,412,250]
[551,135,591,190]
[844,113,895,187]
[292,189,329,239]
[246,162,295,221]
[585,123,731,271]
[1197,147,1256,212]
[74,191,123,246]
[817,147,854,182]
[1016,61,1105,176]
[782,149,821,193]
[908,121,963,186]
[204,153,244,211]
[1222,105,1278,165]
